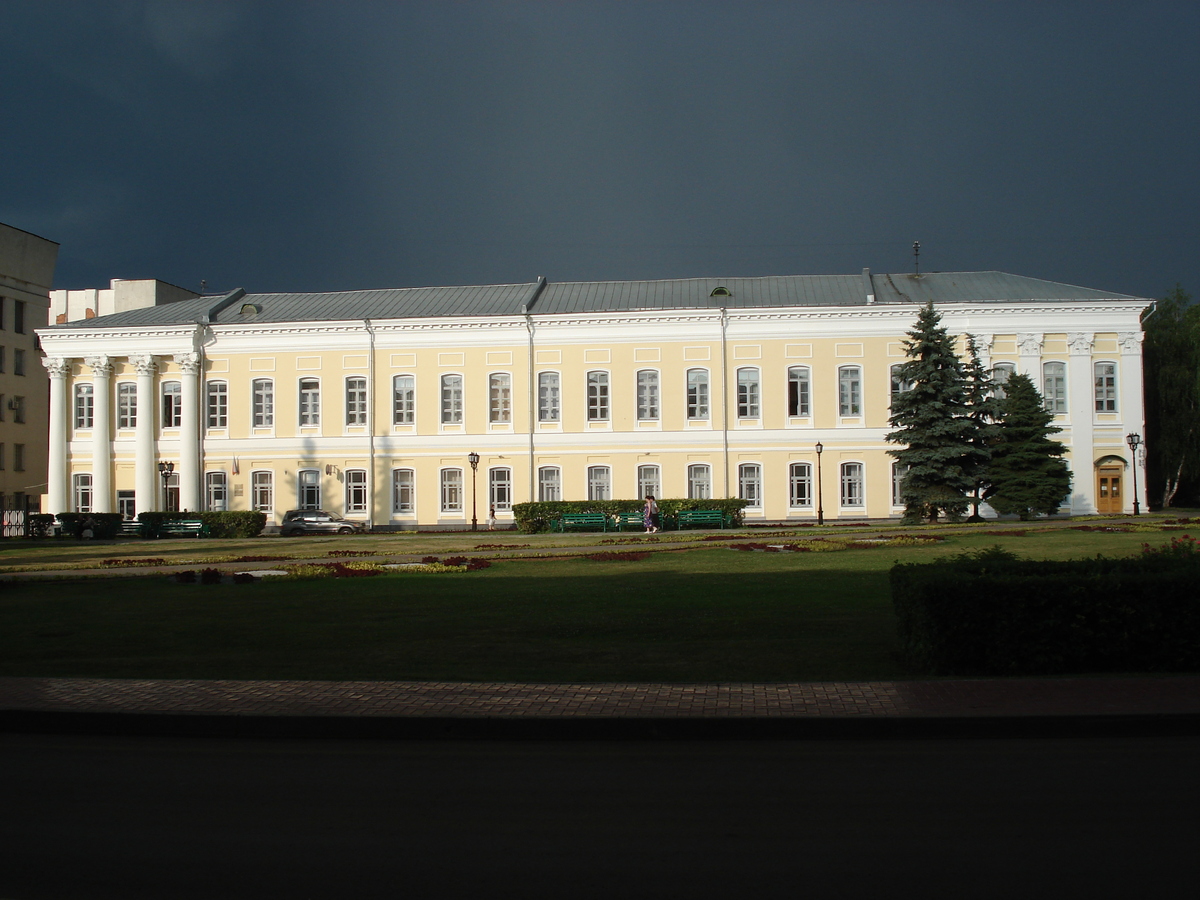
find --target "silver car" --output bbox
[280,510,368,536]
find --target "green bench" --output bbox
[120,520,145,537]
[675,509,729,530]
[555,513,610,533]
[156,519,210,538]
[612,511,645,531]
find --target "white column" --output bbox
[176,352,201,512]
[42,357,71,515]
[85,356,113,513]
[1119,331,1146,512]
[1067,332,1096,514]
[133,354,158,514]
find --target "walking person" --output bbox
[643,494,659,533]
[487,504,496,531]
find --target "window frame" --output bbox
[440,468,464,513]
[251,470,274,515]
[392,468,415,515]
[298,378,321,427]
[788,366,811,417]
[586,371,610,422]
[736,368,760,419]
[489,372,512,424]
[1094,361,1118,412]
[74,383,94,429]
[441,374,464,425]
[115,382,137,429]
[489,466,513,511]
[738,463,762,507]
[789,462,813,508]
[161,381,182,429]
[687,463,711,500]
[1043,361,1067,414]
[838,366,862,417]
[206,471,228,511]
[538,466,562,502]
[73,473,93,512]
[839,461,865,507]
[637,464,661,500]
[889,364,913,408]
[345,376,368,426]
[587,465,611,501]
[392,374,415,425]
[538,371,560,422]
[687,368,710,420]
[298,468,321,510]
[991,363,1015,400]
[206,380,228,429]
[636,369,660,421]
[344,468,368,513]
[252,378,274,427]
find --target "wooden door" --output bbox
[1096,466,1123,514]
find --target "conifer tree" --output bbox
[886,302,986,523]
[962,335,1003,520]
[983,372,1072,519]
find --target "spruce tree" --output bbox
[962,335,1003,520]
[886,302,986,523]
[983,372,1072,519]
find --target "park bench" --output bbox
[612,511,645,532]
[120,520,145,537]
[555,513,609,533]
[675,509,729,530]
[156,519,210,538]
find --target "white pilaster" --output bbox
[43,357,71,515]
[1119,331,1146,512]
[85,356,114,513]
[176,352,201,512]
[1067,332,1095,514]
[133,355,158,514]
[1016,332,1042,379]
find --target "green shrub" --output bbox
[511,498,749,533]
[27,514,57,539]
[136,511,266,538]
[56,512,125,539]
[890,548,1200,676]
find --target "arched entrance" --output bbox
[1095,456,1126,514]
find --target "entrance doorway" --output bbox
[1096,466,1123,514]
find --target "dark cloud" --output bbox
[4,1,1197,299]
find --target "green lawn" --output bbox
[0,522,1179,682]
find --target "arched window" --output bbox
[1094,362,1118,412]
[839,462,865,507]
[252,378,274,427]
[1043,362,1067,413]
[587,371,609,421]
[206,381,228,428]
[738,463,762,507]
[441,469,463,512]
[687,369,709,420]
[588,466,611,501]
[788,367,810,417]
[637,465,660,500]
[838,367,861,416]
[490,373,512,423]
[74,383,94,429]
[392,375,415,425]
[789,463,812,508]
[737,368,760,418]
[538,466,561,502]
[392,469,415,514]
[687,464,711,500]
[162,381,182,428]
[636,370,659,420]
[489,467,512,511]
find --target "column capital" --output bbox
[84,355,113,376]
[131,354,158,376]
[1017,333,1043,355]
[174,352,201,375]
[42,356,72,378]
[1118,331,1143,354]
[1067,332,1095,355]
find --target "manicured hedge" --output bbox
[512,498,749,533]
[890,549,1200,676]
[56,512,125,539]
[137,511,267,538]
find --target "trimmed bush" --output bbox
[512,498,749,534]
[27,514,57,538]
[136,511,267,538]
[56,512,125,539]
[890,546,1200,676]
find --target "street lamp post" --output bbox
[1126,433,1142,516]
[467,452,480,531]
[814,442,824,526]
[157,461,175,512]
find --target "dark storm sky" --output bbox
[5,1,1198,301]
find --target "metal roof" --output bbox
[48,271,1145,330]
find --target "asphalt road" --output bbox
[2,734,1197,899]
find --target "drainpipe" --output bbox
[720,306,730,498]
[364,319,376,531]
[522,277,547,502]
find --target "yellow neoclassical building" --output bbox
[36,271,1150,528]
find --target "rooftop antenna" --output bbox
[912,241,921,276]
[200,279,208,293]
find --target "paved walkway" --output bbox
[4,676,1199,739]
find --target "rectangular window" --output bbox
[345,469,367,513]
[839,367,861,416]
[0,346,5,373]
[1043,362,1067,413]
[252,471,274,514]
[441,469,463,512]
[252,379,274,427]
[164,472,180,513]
[789,463,812,508]
[299,379,320,426]
[75,383,94,429]
[206,471,228,511]
[392,375,415,425]
[206,381,228,428]
[587,371,609,421]
[737,368,760,418]
[118,490,136,520]
[13,348,24,376]
[587,465,611,501]
[687,369,709,419]
[637,465,661,500]
[73,474,93,513]
[890,365,913,407]
[1094,362,1117,412]
[345,377,367,426]
[538,372,560,422]
[489,467,512,511]
[538,466,561,502]
[892,463,909,507]
[0,394,5,422]
[162,381,182,428]
[637,370,659,420]
[840,462,865,507]
[14,443,25,471]
[117,383,137,428]
[392,469,415,514]
[298,469,321,509]
[441,374,463,424]
[14,301,25,334]
[738,463,762,507]
[992,364,1015,400]
[687,464,711,500]
[490,373,511,423]
[0,443,5,470]
[12,396,24,424]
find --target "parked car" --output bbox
[280,510,368,536]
